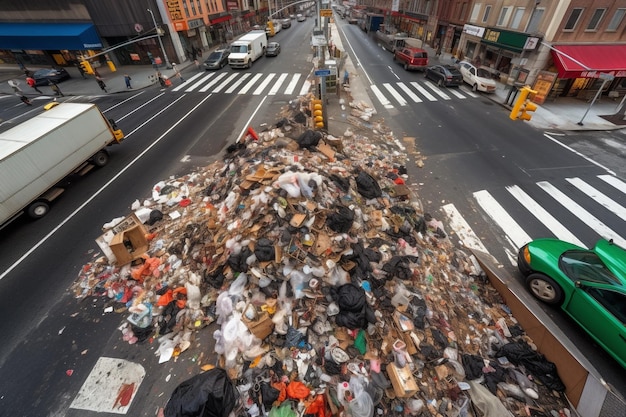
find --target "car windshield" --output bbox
[231,45,247,53]
[476,68,491,78]
[207,52,222,60]
[559,250,621,285]
[412,52,426,58]
[34,69,56,76]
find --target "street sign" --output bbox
[315,69,332,77]
[599,72,615,81]
[321,9,332,17]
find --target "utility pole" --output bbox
[147,8,171,69]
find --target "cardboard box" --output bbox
[387,363,419,398]
[96,213,148,265]
[109,225,149,266]
[242,309,274,340]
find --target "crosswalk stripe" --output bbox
[506,185,586,248]
[268,73,289,95]
[599,174,626,195]
[253,73,276,95]
[299,79,311,96]
[371,85,393,109]
[424,81,451,100]
[212,73,239,92]
[199,72,228,92]
[566,177,626,220]
[383,83,407,106]
[239,73,264,94]
[474,189,532,249]
[285,73,301,95]
[537,181,626,248]
[441,203,488,252]
[461,87,479,98]
[185,73,215,92]
[171,72,205,91]
[396,82,422,102]
[410,82,437,101]
[225,73,251,93]
[447,88,467,99]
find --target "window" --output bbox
[586,8,606,31]
[497,7,510,27]
[607,8,625,31]
[460,2,467,20]
[470,3,481,22]
[482,5,492,23]
[564,8,583,30]
[526,8,544,33]
[560,250,620,286]
[510,7,525,29]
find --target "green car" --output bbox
[517,238,626,369]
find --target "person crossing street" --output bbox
[26,76,42,94]
[95,75,108,93]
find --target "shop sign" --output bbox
[227,1,238,10]
[482,28,536,52]
[531,71,557,105]
[130,53,141,61]
[463,24,485,37]
[167,0,183,20]
[188,19,204,29]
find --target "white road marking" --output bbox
[446,88,467,99]
[396,82,422,102]
[298,79,311,96]
[460,87,479,97]
[70,357,145,413]
[171,72,205,92]
[506,185,586,248]
[371,85,393,109]
[474,189,532,250]
[183,73,214,92]
[537,181,626,248]
[383,83,407,106]
[225,73,251,93]
[598,174,626,195]
[239,73,263,94]
[566,177,626,221]
[284,73,302,95]
[253,73,276,95]
[199,72,228,92]
[410,82,437,101]
[424,81,451,100]
[212,73,239,92]
[544,133,615,175]
[268,73,288,95]
[441,204,488,252]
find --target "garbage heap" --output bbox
[73,102,571,417]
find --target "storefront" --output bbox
[479,28,540,83]
[549,44,626,99]
[0,22,103,66]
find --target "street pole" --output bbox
[147,8,171,69]
[577,78,609,126]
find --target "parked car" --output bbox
[297,14,305,22]
[266,42,281,57]
[517,238,626,369]
[204,49,230,70]
[458,61,497,93]
[289,14,296,19]
[393,47,428,71]
[33,68,71,86]
[281,18,291,29]
[424,65,463,87]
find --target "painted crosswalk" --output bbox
[443,174,626,265]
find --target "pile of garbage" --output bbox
[73,101,571,417]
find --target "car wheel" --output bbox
[393,55,397,62]
[404,63,409,71]
[92,150,109,167]
[472,83,478,92]
[27,200,50,219]
[526,273,564,305]
[437,79,443,87]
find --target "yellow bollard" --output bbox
[107,60,117,72]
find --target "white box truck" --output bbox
[228,30,268,69]
[0,102,124,224]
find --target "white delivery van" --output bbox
[228,30,268,69]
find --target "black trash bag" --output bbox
[326,205,354,233]
[275,117,289,128]
[131,323,153,343]
[160,184,177,195]
[409,296,428,329]
[295,129,322,149]
[146,209,163,225]
[163,368,239,417]
[496,341,565,392]
[204,266,225,289]
[328,174,351,193]
[331,283,377,330]
[462,354,485,380]
[382,255,419,280]
[260,382,280,410]
[227,247,253,273]
[254,238,275,262]
[355,170,382,199]
[293,111,307,125]
[431,328,448,348]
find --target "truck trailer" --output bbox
[228,30,268,69]
[0,102,124,224]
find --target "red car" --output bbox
[393,47,428,71]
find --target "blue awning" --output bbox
[0,22,103,50]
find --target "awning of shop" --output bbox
[0,22,102,50]
[210,15,232,25]
[551,44,626,78]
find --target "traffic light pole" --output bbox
[148,8,172,69]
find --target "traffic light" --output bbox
[510,86,538,121]
[311,99,325,129]
[80,61,94,75]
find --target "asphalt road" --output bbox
[0,19,318,416]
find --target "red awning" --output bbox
[210,15,232,25]
[551,44,626,78]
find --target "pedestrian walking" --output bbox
[93,68,101,78]
[171,63,185,82]
[194,59,201,71]
[18,93,32,106]
[26,76,42,94]
[124,74,132,89]
[8,79,22,93]
[157,71,166,87]
[95,75,108,93]
[48,80,64,97]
